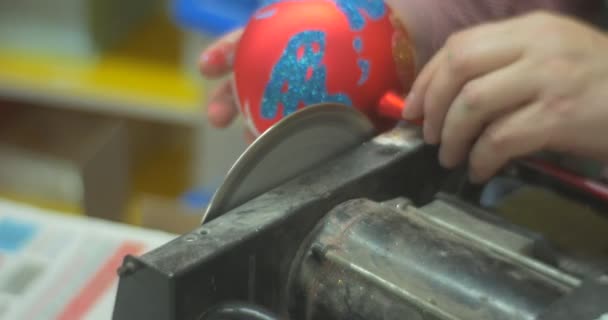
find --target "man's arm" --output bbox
[387,0,603,69]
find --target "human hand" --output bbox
[403,11,608,183]
[199,29,257,142]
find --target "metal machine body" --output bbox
[113,125,608,320]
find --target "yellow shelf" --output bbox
[0,13,205,126]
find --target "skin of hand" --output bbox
[198,29,254,141]
[403,11,608,183]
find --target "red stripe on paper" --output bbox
[57,242,144,320]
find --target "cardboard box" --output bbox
[139,194,202,234]
[0,106,129,221]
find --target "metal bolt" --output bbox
[311,243,328,262]
[184,234,199,242]
[117,260,138,277]
[396,201,411,211]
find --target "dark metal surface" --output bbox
[537,275,608,320]
[289,198,572,320]
[113,124,608,320]
[201,302,280,320]
[112,125,448,320]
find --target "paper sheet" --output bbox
[0,199,176,320]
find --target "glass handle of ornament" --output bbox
[378,91,422,125]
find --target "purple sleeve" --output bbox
[388,0,603,66]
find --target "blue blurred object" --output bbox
[0,217,38,253]
[171,0,264,36]
[181,184,220,210]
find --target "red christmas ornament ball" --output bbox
[232,0,415,135]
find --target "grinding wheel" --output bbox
[202,104,375,224]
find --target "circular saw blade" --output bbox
[202,103,375,223]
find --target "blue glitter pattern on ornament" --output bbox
[357,59,370,86]
[261,31,352,119]
[335,0,386,31]
[255,7,277,19]
[259,0,279,6]
[258,0,387,31]
[353,37,363,53]
[258,0,293,8]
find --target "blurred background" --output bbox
[2,2,607,319]
[0,0,265,234]
[0,1,606,235]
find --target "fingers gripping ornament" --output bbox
[232,0,416,136]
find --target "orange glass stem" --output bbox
[377,91,422,125]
